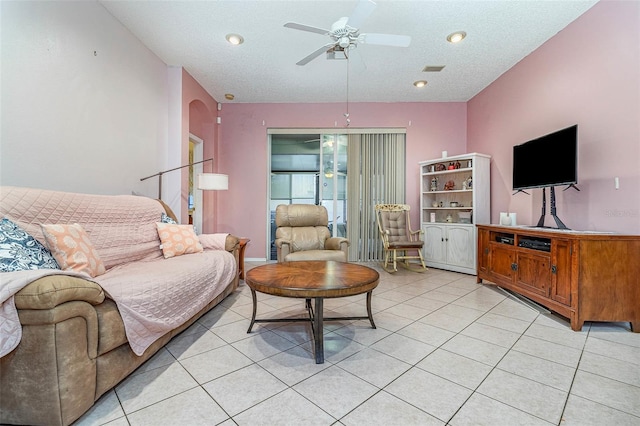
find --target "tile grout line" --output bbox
[442,310,562,425]
[92,265,640,426]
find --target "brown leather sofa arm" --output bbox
[17,301,101,359]
[225,234,240,252]
[2,300,101,426]
[14,275,105,310]
[225,234,241,288]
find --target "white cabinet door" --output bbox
[423,224,446,263]
[447,225,474,268]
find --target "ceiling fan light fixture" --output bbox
[285,1,411,66]
[338,36,351,48]
[447,31,466,43]
[413,80,428,88]
[225,33,244,45]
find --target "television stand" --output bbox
[536,186,569,230]
[563,184,580,191]
[477,225,640,331]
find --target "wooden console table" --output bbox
[477,224,640,332]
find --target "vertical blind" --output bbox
[347,133,406,261]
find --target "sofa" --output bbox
[0,186,240,426]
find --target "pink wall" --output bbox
[218,102,466,258]
[181,70,224,233]
[468,0,639,233]
[186,0,638,257]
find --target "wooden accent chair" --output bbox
[275,204,349,262]
[375,204,427,273]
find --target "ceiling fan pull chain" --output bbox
[345,54,351,127]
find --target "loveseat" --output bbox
[0,186,240,426]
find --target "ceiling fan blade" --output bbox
[359,33,411,47]
[284,22,329,36]
[347,0,377,29]
[296,42,337,66]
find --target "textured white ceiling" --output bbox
[100,0,598,103]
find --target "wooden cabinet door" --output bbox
[447,225,474,268]
[488,243,516,283]
[516,251,551,297]
[551,239,572,306]
[423,224,446,263]
[477,228,489,275]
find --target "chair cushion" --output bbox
[277,227,329,252]
[388,241,423,249]
[380,211,410,243]
[284,250,346,262]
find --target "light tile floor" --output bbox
[75,262,640,426]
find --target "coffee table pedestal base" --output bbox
[247,290,376,364]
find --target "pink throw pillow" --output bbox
[156,223,203,259]
[41,223,106,277]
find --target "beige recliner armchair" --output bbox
[275,204,349,262]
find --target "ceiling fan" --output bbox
[284,0,411,66]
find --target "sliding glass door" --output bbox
[269,133,347,260]
[320,134,347,238]
[269,130,405,261]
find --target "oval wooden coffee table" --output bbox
[245,261,380,363]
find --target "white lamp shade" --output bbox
[198,173,228,190]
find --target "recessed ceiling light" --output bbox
[225,34,244,45]
[225,94,235,100]
[413,80,428,88]
[447,31,467,43]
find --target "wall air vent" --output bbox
[422,65,445,72]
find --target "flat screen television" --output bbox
[512,125,578,191]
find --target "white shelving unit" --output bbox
[419,153,491,275]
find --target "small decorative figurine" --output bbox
[430,176,438,191]
[454,161,461,169]
[444,180,455,190]
[462,176,472,190]
[435,163,446,171]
